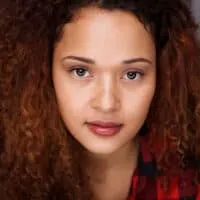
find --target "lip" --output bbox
[86,121,123,136]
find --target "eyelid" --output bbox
[124,68,144,74]
[66,64,90,73]
[66,64,88,70]
[123,67,144,73]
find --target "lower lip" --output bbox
[86,123,122,136]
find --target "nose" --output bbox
[90,75,121,113]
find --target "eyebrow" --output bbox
[62,55,152,65]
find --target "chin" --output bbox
[82,142,120,156]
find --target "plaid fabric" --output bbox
[127,135,197,200]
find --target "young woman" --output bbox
[0,0,200,199]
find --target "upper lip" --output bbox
[86,121,123,128]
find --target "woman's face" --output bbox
[52,7,156,155]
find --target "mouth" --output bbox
[85,121,123,136]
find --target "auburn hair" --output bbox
[0,0,200,199]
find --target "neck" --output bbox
[85,137,139,181]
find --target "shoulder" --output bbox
[130,133,198,199]
[131,138,197,199]
[129,169,198,200]
[197,185,200,200]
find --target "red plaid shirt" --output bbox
[127,134,198,200]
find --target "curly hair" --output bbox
[0,0,200,199]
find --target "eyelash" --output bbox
[68,66,144,80]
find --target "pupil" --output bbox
[77,68,85,76]
[127,72,136,79]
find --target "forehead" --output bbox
[54,7,155,66]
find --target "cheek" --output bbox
[55,85,85,112]
[53,76,89,123]
[121,86,155,140]
[54,85,86,133]
[124,84,155,121]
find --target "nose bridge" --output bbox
[101,73,114,95]
[91,74,121,112]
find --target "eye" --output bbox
[70,67,90,78]
[123,71,143,80]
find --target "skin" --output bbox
[52,7,156,200]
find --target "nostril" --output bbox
[90,90,121,113]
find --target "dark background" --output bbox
[191,0,200,38]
